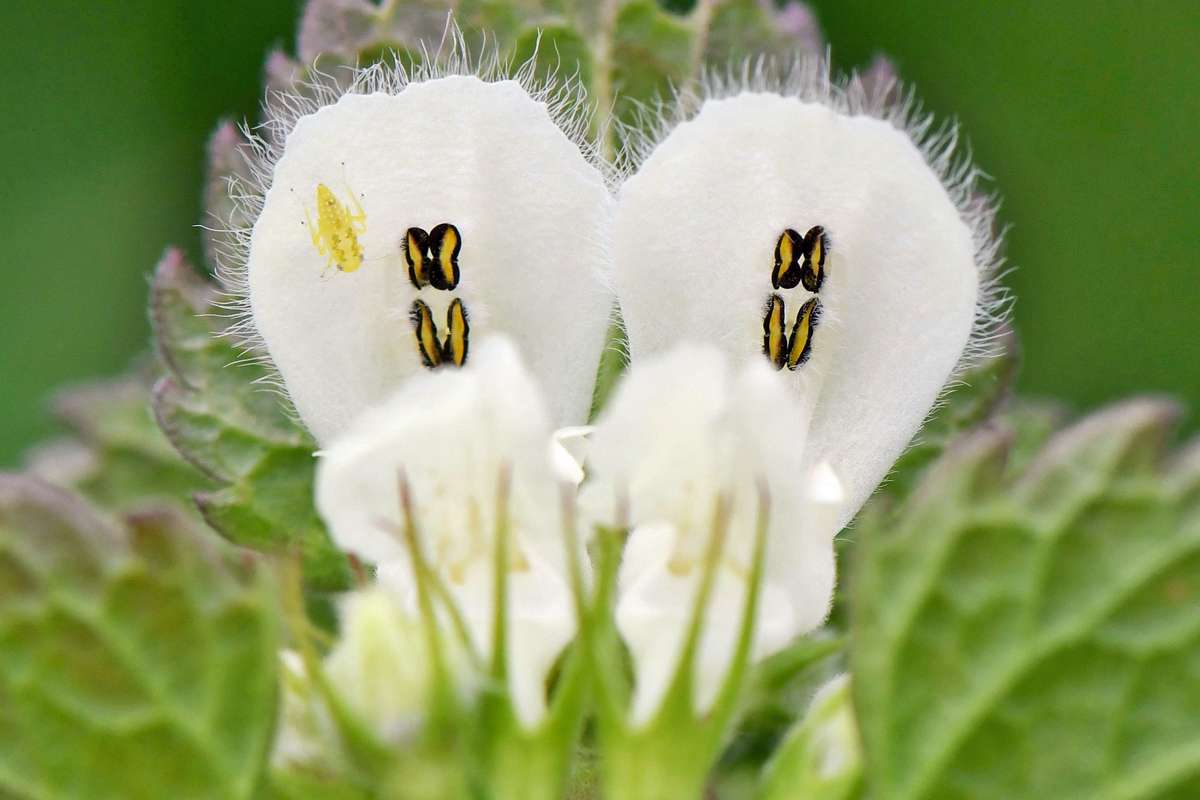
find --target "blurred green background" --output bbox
[1,1,1197,465]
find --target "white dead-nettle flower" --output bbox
[613,59,1008,530]
[315,337,576,728]
[585,345,844,724]
[220,42,614,445]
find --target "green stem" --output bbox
[591,0,621,160]
[683,0,716,97]
[602,732,712,800]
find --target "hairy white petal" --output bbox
[587,345,840,723]
[245,74,612,444]
[315,337,575,726]
[616,73,997,528]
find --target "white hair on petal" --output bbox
[207,21,614,407]
[616,53,1013,389]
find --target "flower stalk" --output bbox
[592,492,770,800]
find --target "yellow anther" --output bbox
[772,228,804,290]
[405,227,430,288]
[410,298,471,370]
[762,293,788,370]
[305,183,366,273]
[404,223,462,291]
[442,298,470,367]
[410,299,443,368]
[786,297,821,370]
[428,223,461,291]
[800,225,828,293]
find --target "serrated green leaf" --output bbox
[24,372,212,518]
[195,447,352,593]
[0,475,279,800]
[150,249,351,591]
[851,399,1200,800]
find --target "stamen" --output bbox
[410,299,443,368]
[786,297,821,370]
[800,225,828,293]
[442,297,470,367]
[428,223,462,291]
[762,293,788,370]
[772,229,804,290]
[405,227,430,289]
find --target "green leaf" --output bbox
[827,337,1021,631]
[150,249,351,591]
[194,448,352,593]
[851,399,1200,800]
[25,371,212,518]
[0,475,279,800]
[611,0,696,125]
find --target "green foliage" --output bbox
[610,1,695,125]
[851,400,1200,799]
[0,474,279,799]
[713,636,847,799]
[150,249,351,591]
[758,676,863,800]
[25,372,212,518]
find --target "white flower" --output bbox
[314,336,576,728]
[613,60,1006,529]
[224,49,614,445]
[585,345,844,724]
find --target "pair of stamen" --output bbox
[763,295,820,370]
[763,225,828,371]
[405,223,470,368]
[404,224,462,290]
[771,225,827,292]
[411,297,470,368]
